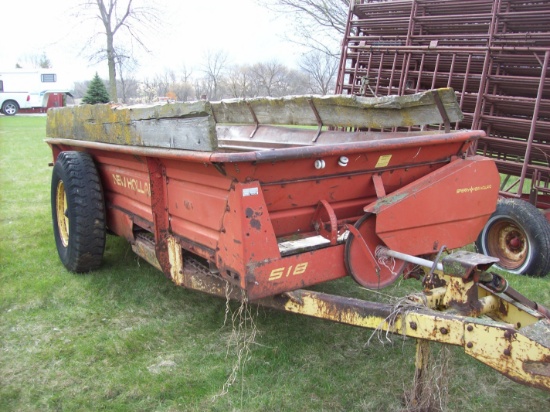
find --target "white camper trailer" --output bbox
[0,69,72,115]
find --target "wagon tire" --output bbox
[476,198,550,277]
[1,100,19,116]
[51,151,106,272]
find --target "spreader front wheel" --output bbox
[476,198,550,277]
[51,151,106,272]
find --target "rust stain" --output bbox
[523,355,550,378]
[245,207,263,230]
[369,192,409,214]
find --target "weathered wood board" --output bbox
[46,88,463,152]
[211,88,462,129]
[46,101,218,151]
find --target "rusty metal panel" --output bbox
[246,246,348,300]
[165,176,230,251]
[93,151,154,235]
[465,319,550,391]
[365,156,500,255]
[216,181,281,291]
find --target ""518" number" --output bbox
[268,262,308,281]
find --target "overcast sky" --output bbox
[1,0,302,86]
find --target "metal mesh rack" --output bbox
[336,0,550,209]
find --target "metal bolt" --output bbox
[440,327,448,335]
[467,342,473,349]
[338,156,349,167]
[504,330,513,339]
[314,159,326,169]
[410,322,417,330]
[504,349,511,356]
[467,325,474,332]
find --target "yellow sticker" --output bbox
[375,154,392,168]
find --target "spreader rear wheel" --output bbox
[476,198,550,276]
[51,151,106,272]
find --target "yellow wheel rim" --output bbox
[56,181,70,247]
[486,219,528,270]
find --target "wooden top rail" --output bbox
[46,88,463,152]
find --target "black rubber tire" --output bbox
[476,198,550,277]
[2,100,19,116]
[51,151,106,272]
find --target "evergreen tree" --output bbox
[39,52,52,69]
[82,73,111,104]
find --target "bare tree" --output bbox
[72,81,91,99]
[17,52,52,69]
[76,0,161,101]
[275,69,310,96]
[117,71,140,103]
[299,51,339,94]
[259,0,350,56]
[170,82,194,102]
[141,60,323,101]
[250,61,288,96]
[179,64,194,85]
[193,77,209,101]
[157,70,173,97]
[140,77,159,102]
[201,50,229,100]
[115,48,139,103]
[225,65,253,98]
[170,64,194,102]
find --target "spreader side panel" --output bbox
[365,156,500,255]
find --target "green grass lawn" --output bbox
[1,115,549,411]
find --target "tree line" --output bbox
[74,51,339,103]
[67,1,348,103]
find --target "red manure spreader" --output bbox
[46,88,550,392]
